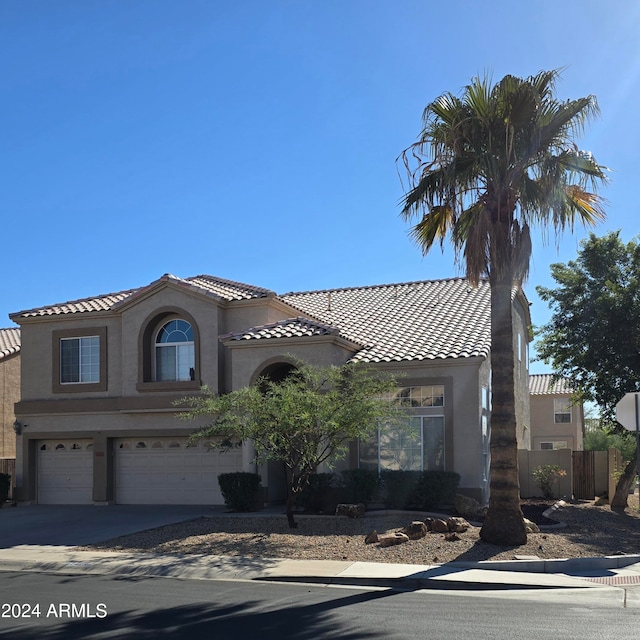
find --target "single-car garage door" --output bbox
[114,437,244,505]
[38,439,94,504]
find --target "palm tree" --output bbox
[399,70,607,545]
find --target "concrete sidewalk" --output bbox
[1,545,639,592]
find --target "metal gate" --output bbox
[572,450,595,499]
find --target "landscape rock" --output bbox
[524,518,540,533]
[446,517,470,533]
[378,532,410,548]
[364,530,378,544]
[401,521,428,540]
[335,503,366,518]
[430,519,449,533]
[542,500,567,519]
[453,494,487,519]
[444,532,461,541]
[423,517,434,531]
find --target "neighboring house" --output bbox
[0,327,20,459]
[529,374,584,451]
[10,274,531,506]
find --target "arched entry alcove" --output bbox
[250,357,300,504]
[257,361,297,384]
[250,357,299,387]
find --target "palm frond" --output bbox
[408,205,456,253]
[398,69,608,287]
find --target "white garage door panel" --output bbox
[115,438,243,505]
[38,440,93,505]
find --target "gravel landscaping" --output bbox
[84,496,640,565]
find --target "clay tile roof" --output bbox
[220,317,351,342]
[0,327,20,359]
[529,374,573,395]
[9,289,137,319]
[280,278,491,363]
[184,275,273,300]
[9,275,272,319]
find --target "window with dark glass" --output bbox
[60,336,100,384]
[155,319,195,382]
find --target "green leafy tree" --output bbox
[181,361,401,528]
[399,70,607,545]
[536,231,640,506]
[584,419,636,462]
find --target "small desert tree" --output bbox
[181,361,401,528]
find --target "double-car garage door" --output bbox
[114,437,243,505]
[37,437,243,505]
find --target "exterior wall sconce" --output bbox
[13,420,23,435]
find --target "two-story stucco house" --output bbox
[0,327,20,460]
[10,274,531,506]
[529,374,584,451]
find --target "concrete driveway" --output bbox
[0,505,212,548]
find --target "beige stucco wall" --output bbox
[518,448,573,498]
[0,352,20,458]
[221,298,295,335]
[223,338,358,391]
[19,317,120,402]
[512,292,531,450]
[530,393,583,451]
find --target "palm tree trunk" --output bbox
[480,274,527,545]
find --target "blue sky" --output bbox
[1,1,638,374]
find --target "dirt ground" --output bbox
[85,495,640,565]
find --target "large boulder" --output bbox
[453,494,487,519]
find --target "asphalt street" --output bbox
[1,570,639,640]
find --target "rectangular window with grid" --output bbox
[60,336,100,384]
[359,416,445,472]
[396,385,444,407]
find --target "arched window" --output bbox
[155,319,195,382]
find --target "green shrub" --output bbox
[0,473,10,501]
[340,469,380,506]
[380,470,460,510]
[532,464,567,499]
[217,472,263,511]
[413,470,460,510]
[380,470,422,509]
[298,473,337,512]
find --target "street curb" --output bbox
[442,553,640,573]
[2,550,640,588]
